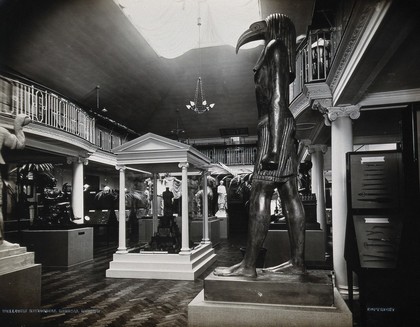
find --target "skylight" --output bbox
[114,0,262,59]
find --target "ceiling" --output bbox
[1,0,420,144]
[0,0,315,141]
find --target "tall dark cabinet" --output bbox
[345,150,404,326]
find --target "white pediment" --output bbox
[112,133,188,154]
[112,133,210,170]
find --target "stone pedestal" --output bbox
[205,270,333,306]
[106,242,216,280]
[188,270,352,327]
[189,288,351,327]
[0,244,41,325]
[216,216,229,239]
[22,227,93,267]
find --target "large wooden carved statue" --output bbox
[214,14,305,277]
[0,114,31,247]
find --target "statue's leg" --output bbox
[264,177,305,273]
[214,180,274,277]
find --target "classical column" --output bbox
[178,162,190,254]
[201,171,211,244]
[116,165,127,253]
[328,105,360,295]
[67,156,87,224]
[308,144,328,238]
[152,173,159,235]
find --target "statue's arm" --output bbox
[264,41,290,166]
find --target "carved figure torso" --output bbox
[253,41,298,183]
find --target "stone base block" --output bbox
[188,288,352,327]
[204,269,333,306]
[0,264,42,325]
[22,228,93,267]
[0,245,34,275]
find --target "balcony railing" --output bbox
[0,75,125,151]
[1,76,95,143]
[290,29,335,101]
[196,145,257,165]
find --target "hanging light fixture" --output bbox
[171,109,185,141]
[186,16,215,114]
[96,85,108,113]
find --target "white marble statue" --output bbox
[0,114,31,247]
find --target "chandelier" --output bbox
[186,16,215,114]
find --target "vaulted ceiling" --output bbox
[1,0,420,144]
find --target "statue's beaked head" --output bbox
[236,13,296,80]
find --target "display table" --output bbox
[22,227,93,267]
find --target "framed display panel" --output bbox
[352,214,402,269]
[348,151,403,209]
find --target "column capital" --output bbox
[312,98,333,112]
[327,105,361,122]
[307,144,328,154]
[178,162,189,169]
[300,139,312,147]
[115,164,126,171]
[201,169,210,176]
[312,100,360,125]
[312,98,333,126]
[67,156,88,165]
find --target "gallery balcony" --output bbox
[290,28,335,103]
[194,144,257,166]
[0,73,135,154]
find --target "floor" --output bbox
[25,233,361,327]
[39,233,244,327]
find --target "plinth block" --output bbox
[0,243,23,258]
[0,263,42,325]
[23,228,93,267]
[204,269,333,306]
[189,288,352,327]
[0,245,34,275]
